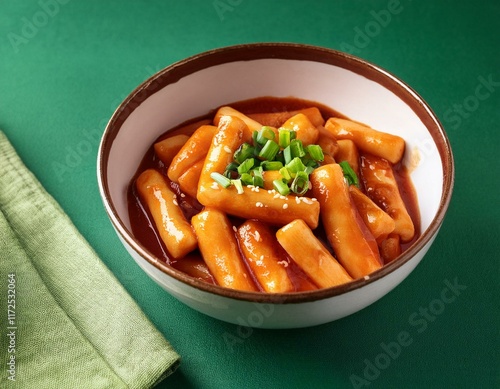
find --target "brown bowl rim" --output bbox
[98,42,455,304]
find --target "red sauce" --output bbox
[127,97,421,291]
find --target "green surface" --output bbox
[1,0,499,388]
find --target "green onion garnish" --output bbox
[306,144,324,162]
[290,139,306,158]
[261,160,283,171]
[231,178,244,194]
[234,143,255,164]
[213,124,327,196]
[255,126,275,145]
[279,166,292,182]
[290,171,310,195]
[252,130,259,146]
[240,172,254,186]
[211,172,231,188]
[283,145,292,165]
[237,158,255,174]
[258,140,280,161]
[304,165,315,175]
[286,157,306,176]
[273,179,290,196]
[339,161,359,187]
[278,128,292,148]
[252,167,264,188]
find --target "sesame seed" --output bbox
[283,203,288,209]
[255,202,264,208]
[173,199,178,206]
[223,146,232,153]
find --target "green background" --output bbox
[1,0,499,388]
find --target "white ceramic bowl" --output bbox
[97,43,454,328]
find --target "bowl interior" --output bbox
[99,44,453,300]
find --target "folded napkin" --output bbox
[0,131,180,388]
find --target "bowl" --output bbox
[97,43,454,329]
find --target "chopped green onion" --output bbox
[252,167,264,188]
[214,124,329,195]
[261,160,283,171]
[255,126,275,145]
[278,128,292,148]
[290,171,310,195]
[306,144,324,161]
[283,145,292,165]
[279,166,292,182]
[273,179,290,196]
[234,143,255,164]
[286,157,306,176]
[304,165,315,175]
[240,172,253,186]
[237,158,255,174]
[231,178,244,194]
[210,172,231,188]
[252,130,259,146]
[258,140,280,161]
[339,161,359,187]
[304,159,320,171]
[290,139,306,158]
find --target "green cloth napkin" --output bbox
[0,131,180,388]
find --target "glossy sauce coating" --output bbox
[128,97,421,291]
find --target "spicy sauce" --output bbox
[127,97,421,291]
